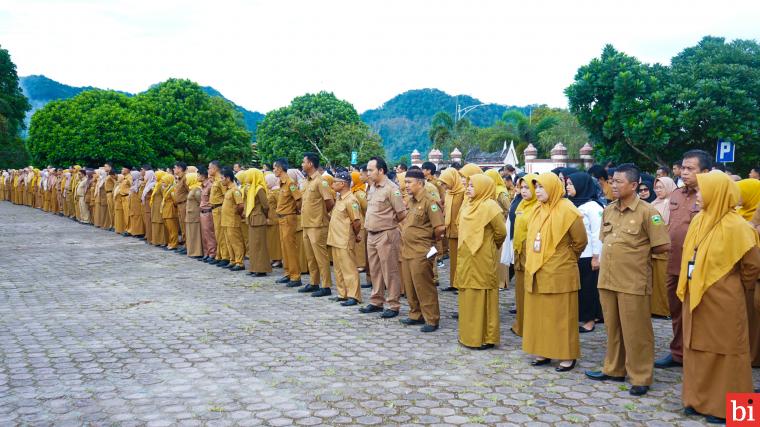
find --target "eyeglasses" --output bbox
[638,187,649,193]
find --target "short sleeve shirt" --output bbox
[365,177,407,232]
[401,191,444,259]
[666,187,700,275]
[276,175,302,215]
[210,177,225,205]
[327,192,362,249]
[598,197,671,295]
[301,172,332,227]
[221,185,243,227]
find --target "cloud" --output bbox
[2,0,758,113]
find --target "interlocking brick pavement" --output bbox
[0,201,739,426]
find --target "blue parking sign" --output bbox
[715,139,735,163]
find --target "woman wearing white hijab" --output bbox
[128,171,145,237]
[141,170,156,243]
[93,169,108,228]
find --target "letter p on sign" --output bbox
[716,139,735,163]
[727,393,759,426]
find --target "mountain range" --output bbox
[19,76,529,161]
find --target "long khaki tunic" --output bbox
[445,191,465,289]
[248,188,272,273]
[150,187,166,246]
[266,190,281,263]
[682,247,760,419]
[523,217,587,360]
[455,215,507,348]
[128,185,145,236]
[185,187,203,257]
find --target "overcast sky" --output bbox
[1,0,758,114]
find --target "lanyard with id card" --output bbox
[686,212,728,282]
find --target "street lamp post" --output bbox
[456,103,487,122]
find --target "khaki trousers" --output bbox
[600,288,654,386]
[402,256,439,325]
[303,226,331,288]
[177,202,186,244]
[212,208,229,261]
[278,215,300,280]
[164,218,180,249]
[224,225,245,266]
[368,228,402,311]
[332,245,361,301]
[666,274,684,363]
[200,211,217,258]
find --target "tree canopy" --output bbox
[256,91,384,167]
[0,45,32,168]
[27,79,253,168]
[566,36,760,173]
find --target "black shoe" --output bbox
[190,256,203,259]
[400,318,425,326]
[311,288,331,297]
[555,360,576,372]
[121,232,129,237]
[358,304,383,314]
[298,284,319,293]
[248,272,267,277]
[704,415,725,424]
[286,280,303,288]
[579,325,595,333]
[451,313,459,319]
[207,258,219,265]
[629,385,649,396]
[201,256,208,261]
[230,265,244,271]
[380,309,399,319]
[275,276,290,284]
[531,358,552,366]
[340,298,358,307]
[477,344,495,350]
[178,248,187,255]
[441,286,457,292]
[420,324,438,333]
[271,261,283,268]
[654,354,682,369]
[508,308,517,314]
[584,370,625,382]
[684,407,701,416]
[360,283,372,289]
[329,297,348,302]
[216,260,229,267]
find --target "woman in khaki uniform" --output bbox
[221,169,246,271]
[236,170,251,253]
[246,169,272,275]
[289,169,309,274]
[265,173,282,267]
[511,174,538,336]
[650,177,677,317]
[128,171,145,237]
[184,172,204,258]
[161,173,179,250]
[93,170,108,228]
[456,174,507,349]
[438,168,465,291]
[523,172,587,372]
[120,172,132,234]
[678,171,760,423]
[113,174,127,234]
[486,169,511,288]
[141,170,155,243]
[150,171,167,246]
[351,171,368,271]
[737,178,760,367]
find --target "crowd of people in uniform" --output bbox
[2,150,760,424]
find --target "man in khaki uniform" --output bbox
[173,161,189,254]
[299,152,335,297]
[400,169,445,331]
[327,170,363,306]
[585,163,670,397]
[209,161,230,267]
[220,167,245,271]
[104,163,115,230]
[273,159,303,287]
[420,163,445,285]
[360,157,408,318]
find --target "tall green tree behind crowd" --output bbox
[567,36,760,172]
[0,45,31,168]
[256,91,384,167]
[27,79,253,168]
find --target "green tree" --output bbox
[134,79,252,166]
[566,37,760,172]
[322,122,385,167]
[0,45,31,168]
[428,111,454,152]
[536,109,591,158]
[256,91,382,166]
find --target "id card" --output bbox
[532,232,541,253]
[687,260,695,280]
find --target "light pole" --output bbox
[456,103,487,122]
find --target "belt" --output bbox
[211,204,222,209]
[200,208,212,214]
[277,213,295,218]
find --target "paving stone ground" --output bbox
[1,201,748,426]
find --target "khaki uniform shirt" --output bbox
[105,175,115,195]
[200,179,212,210]
[247,188,269,227]
[424,181,441,203]
[210,177,225,206]
[221,185,243,227]
[401,190,444,259]
[174,175,188,205]
[327,192,362,249]
[276,175,301,216]
[301,171,333,228]
[666,186,700,275]
[598,197,671,295]
[186,188,201,223]
[365,177,406,232]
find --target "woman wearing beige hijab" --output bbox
[650,177,677,317]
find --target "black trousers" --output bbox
[578,257,603,322]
